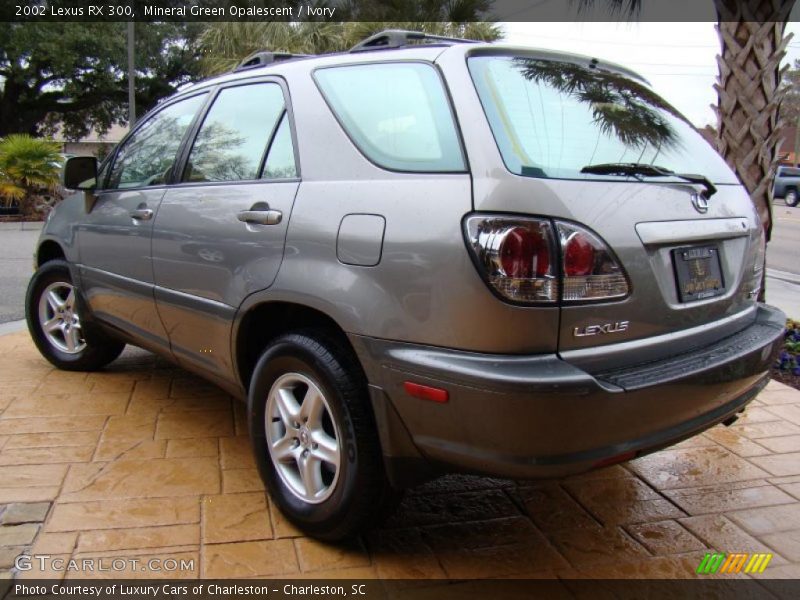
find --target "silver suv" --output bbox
[27,31,785,540]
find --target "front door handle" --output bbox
[237,209,282,225]
[130,208,154,221]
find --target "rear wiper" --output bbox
[580,162,717,199]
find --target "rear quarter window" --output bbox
[314,62,466,172]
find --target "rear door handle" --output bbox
[237,209,282,225]
[130,208,154,221]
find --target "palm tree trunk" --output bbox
[713,1,794,300]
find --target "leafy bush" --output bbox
[776,319,800,375]
[0,134,62,217]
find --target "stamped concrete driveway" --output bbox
[0,329,799,582]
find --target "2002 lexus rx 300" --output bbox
[26,31,785,540]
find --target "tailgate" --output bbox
[460,50,763,369]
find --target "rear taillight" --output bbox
[465,215,629,305]
[556,222,629,302]
[464,217,558,303]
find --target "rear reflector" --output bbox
[404,381,449,403]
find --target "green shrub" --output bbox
[0,134,62,217]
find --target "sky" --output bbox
[500,21,800,129]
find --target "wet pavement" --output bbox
[0,330,799,581]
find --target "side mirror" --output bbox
[63,156,98,190]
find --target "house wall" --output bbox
[61,142,116,160]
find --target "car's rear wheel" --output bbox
[248,331,400,541]
[786,188,799,207]
[26,260,125,370]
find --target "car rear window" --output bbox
[314,62,465,172]
[468,55,739,185]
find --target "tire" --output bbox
[25,259,125,371]
[786,188,799,207]
[248,331,400,541]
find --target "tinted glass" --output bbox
[262,113,297,179]
[315,63,465,172]
[469,56,739,184]
[108,94,206,189]
[184,84,284,183]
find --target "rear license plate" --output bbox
[672,245,725,302]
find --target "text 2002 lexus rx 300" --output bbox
[26,31,785,540]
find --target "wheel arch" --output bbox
[36,239,66,267]
[233,300,362,392]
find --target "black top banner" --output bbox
[0,0,796,23]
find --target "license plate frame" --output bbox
[672,244,725,303]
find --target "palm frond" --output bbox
[197,21,503,76]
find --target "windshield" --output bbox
[468,55,739,185]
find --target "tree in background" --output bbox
[198,21,500,76]
[0,134,61,216]
[714,1,795,302]
[0,22,204,139]
[198,1,500,75]
[576,0,793,303]
[779,59,800,165]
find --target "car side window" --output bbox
[262,112,297,179]
[107,93,207,190]
[183,83,287,183]
[314,62,466,172]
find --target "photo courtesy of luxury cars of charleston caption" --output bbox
[25,31,786,541]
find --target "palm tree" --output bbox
[515,58,684,151]
[578,0,794,302]
[0,134,62,216]
[713,2,794,251]
[198,21,500,75]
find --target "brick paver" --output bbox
[1,330,799,580]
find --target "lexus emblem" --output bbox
[691,192,709,213]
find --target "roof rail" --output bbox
[234,51,309,72]
[349,29,479,53]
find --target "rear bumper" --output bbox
[350,303,785,482]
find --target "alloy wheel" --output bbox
[265,372,341,504]
[37,281,86,354]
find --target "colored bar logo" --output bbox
[696,552,772,574]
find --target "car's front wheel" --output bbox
[248,331,400,541]
[785,188,799,207]
[26,260,125,370]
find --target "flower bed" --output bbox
[773,319,800,391]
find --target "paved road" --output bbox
[0,224,39,324]
[768,200,800,275]
[766,201,800,319]
[0,209,797,325]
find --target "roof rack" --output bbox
[349,29,479,53]
[234,51,309,72]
